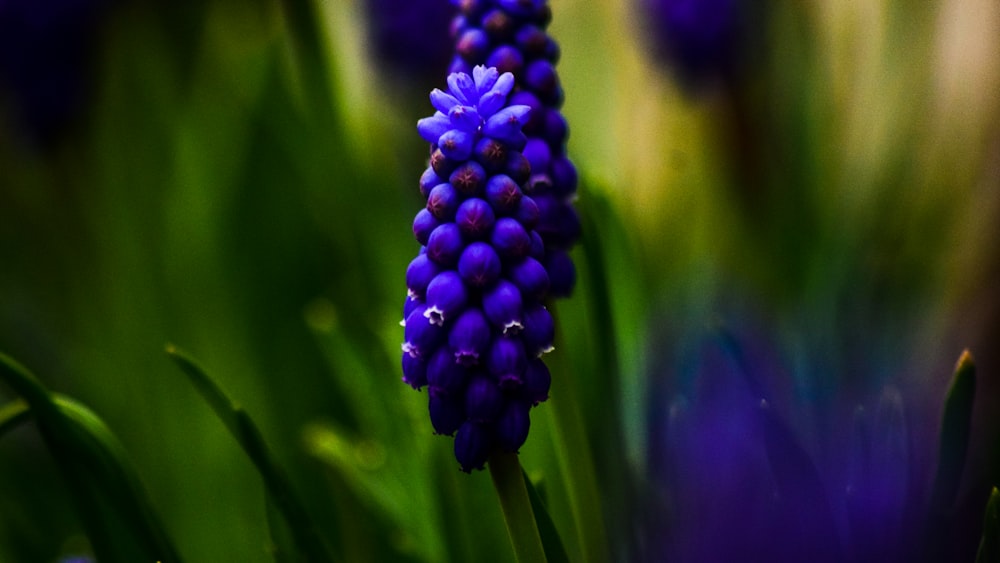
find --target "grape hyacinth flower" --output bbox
[446,0,580,297]
[403,65,554,473]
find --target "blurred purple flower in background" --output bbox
[0,0,108,149]
[638,0,749,92]
[363,0,453,90]
[644,305,991,562]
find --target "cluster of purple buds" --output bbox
[446,0,579,297]
[403,66,555,473]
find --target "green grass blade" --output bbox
[925,350,977,560]
[165,344,337,563]
[522,469,570,563]
[0,399,30,438]
[977,487,1000,563]
[930,350,977,515]
[0,352,182,563]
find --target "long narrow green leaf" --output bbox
[977,487,1000,563]
[925,350,977,560]
[165,344,337,563]
[523,470,570,563]
[0,399,30,438]
[0,352,182,563]
[930,350,977,514]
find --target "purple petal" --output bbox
[417,112,450,144]
[430,88,460,114]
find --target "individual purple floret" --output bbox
[446,0,579,298]
[402,65,556,472]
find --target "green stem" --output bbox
[488,451,548,563]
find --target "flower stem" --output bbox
[488,451,548,563]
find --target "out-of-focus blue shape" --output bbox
[0,0,108,150]
[363,0,453,87]
[637,0,747,92]
[643,305,987,562]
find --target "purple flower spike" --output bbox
[458,242,503,288]
[481,9,515,40]
[465,374,505,422]
[484,105,532,145]
[529,230,545,261]
[457,28,491,62]
[427,346,470,395]
[430,147,458,176]
[483,280,524,334]
[455,421,492,472]
[449,161,488,195]
[419,167,443,196]
[449,308,491,366]
[455,198,496,239]
[425,271,469,326]
[417,112,451,144]
[509,256,550,302]
[545,249,577,298]
[403,52,571,470]
[494,400,531,452]
[429,389,465,436]
[486,336,527,389]
[524,59,559,103]
[438,128,474,160]
[499,0,544,17]
[429,88,460,114]
[505,150,532,184]
[522,304,555,357]
[523,138,552,176]
[403,305,446,359]
[405,253,441,299]
[477,73,516,117]
[402,352,428,389]
[427,183,460,220]
[515,25,548,58]
[491,217,532,260]
[486,45,525,76]
[521,358,551,405]
[426,223,464,266]
[448,104,483,133]
[402,295,420,322]
[514,195,540,230]
[474,137,509,172]
[543,110,568,148]
[447,71,479,105]
[446,0,581,297]
[485,174,523,214]
[413,208,442,246]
